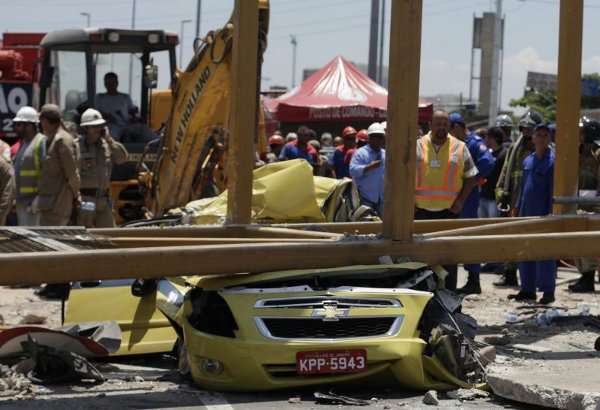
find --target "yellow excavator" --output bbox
[141,0,270,218]
[37,1,269,224]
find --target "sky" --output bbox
[3,0,600,110]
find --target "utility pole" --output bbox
[80,12,91,28]
[290,35,297,87]
[195,0,202,39]
[368,0,380,81]
[180,19,192,67]
[377,0,386,84]
[128,0,137,95]
[488,0,502,126]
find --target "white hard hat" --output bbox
[367,122,385,136]
[80,108,106,127]
[13,106,39,123]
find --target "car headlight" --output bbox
[200,358,224,375]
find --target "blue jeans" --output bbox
[478,198,499,218]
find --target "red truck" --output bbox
[0,32,44,143]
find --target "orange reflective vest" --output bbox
[416,134,466,210]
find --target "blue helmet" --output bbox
[449,112,465,125]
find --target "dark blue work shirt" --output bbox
[460,132,496,217]
[517,149,555,217]
[329,146,351,178]
[279,141,317,166]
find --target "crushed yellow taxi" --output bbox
[161,263,487,392]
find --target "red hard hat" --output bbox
[356,129,368,142]
[342,126,357,139]
[268,135,285,145]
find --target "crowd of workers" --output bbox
[0,104,128,229]
[1,93,598,305]
[264,109,600,305]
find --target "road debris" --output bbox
[446,388,490,401]
[0,363,32,397]
[15,335,104,384]
[422,390,439,405]
[314,391,370,406]
[0,321,122,359]
[19,314,45,325]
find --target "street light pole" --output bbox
[128,0,137,95]
[180,19,192,68]
[377,0,386,85]
[195,0,202,40]
[290,35,297,88]
[80,12,91,28]
[488,0,502,126]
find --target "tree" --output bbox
[509,88,557,122]
[581,73,600,109]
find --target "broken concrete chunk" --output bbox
[512,344,552,353]
[479,345,497,366]
[447,388,490,401]
[484,334,512,346]
[19,314,46,325]
[422,390,439,405]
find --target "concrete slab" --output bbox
[488,359,600,410]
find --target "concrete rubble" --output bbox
[422,390,439,405]
[0,364,33,398]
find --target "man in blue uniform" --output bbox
[509,124,556,304]
[330,126,356,178]
[279,126,318,167]
[449,113,496,294]
[349,122,386,215]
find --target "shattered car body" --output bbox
[162,263,486,391]
[64,279,186,356]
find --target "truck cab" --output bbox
[38,28,179,222]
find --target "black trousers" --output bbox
[414,208,458,291]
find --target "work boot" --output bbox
[568,271,596,293]
[457,279,482,295]
[507,291,536,301]
[493,270,519,287]
[538,292,555,305]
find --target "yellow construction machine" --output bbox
[141,0,270,218]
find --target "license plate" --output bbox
[296,350,367,375]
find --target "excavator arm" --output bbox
[144,0,269,216]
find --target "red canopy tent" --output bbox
[265,56,433,126]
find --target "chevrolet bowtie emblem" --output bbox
[312,302,349,322]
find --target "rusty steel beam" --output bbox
[226,0,260,224]
[420,215,587,238]
[3,231,600,285]
[383,0,422,241]
[273,217,536,235]
[92,225,341,240]
[109,237,333,248]
[553,0,583,214]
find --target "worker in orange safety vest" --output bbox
[414,110,479,290]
